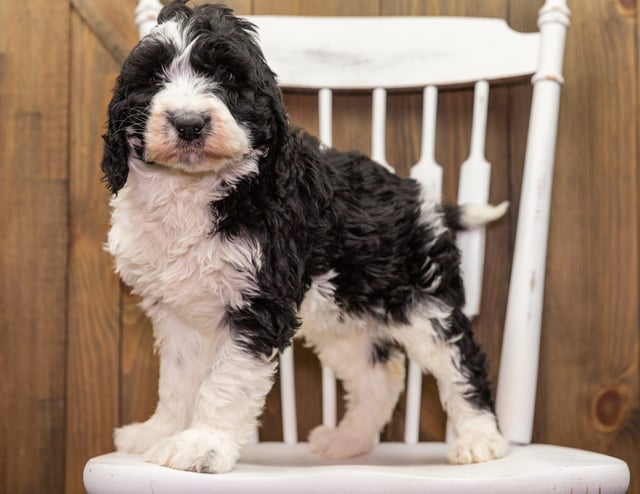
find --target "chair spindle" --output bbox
[456,80,491,318]
[317,88,338,428]
[371,88,394,173]
[410,85,442,200]
[405,85,444,444]
[279,347,298,444]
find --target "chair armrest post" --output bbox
[496,0,570,444]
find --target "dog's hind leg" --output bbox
[396,307,508,464]
[306,328,406,459]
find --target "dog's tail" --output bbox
[443,201,509,231]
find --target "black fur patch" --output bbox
[215,131,460,358]
[442,204,464,231]
[370,340,403,366]
[448,308,495,412]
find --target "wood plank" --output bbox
[219,0,252,14]
[528,1,640,490]
[635,6,640,494]
[72,0,252,67]
[382,0,504,19]
[120,286,158,426]
[191,0,252,14]
[0,0,69,492]
[291,341,324,441]
[253,0,378,16]
[66,10,122,494]
[72,0,139,64]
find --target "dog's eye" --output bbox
[224,71,235,83]
[150,73,165,85]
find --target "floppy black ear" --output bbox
[260,66,289,159]
[101,86,130,195]
[269,88,289,153]
[158,0,193,24]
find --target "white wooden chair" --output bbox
[84,1,631,493]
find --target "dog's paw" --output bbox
[308,424,375,459]
[447,418,508,464]
[115,421,172,455]
[143,428,240,473]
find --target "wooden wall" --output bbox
[0,1,638,493]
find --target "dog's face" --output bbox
[102,1,287,193]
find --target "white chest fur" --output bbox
[107,159,262,330]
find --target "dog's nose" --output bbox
[172,113,208,141]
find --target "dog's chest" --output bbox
[107,167,260,326]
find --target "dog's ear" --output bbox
[158,0,193,24]
[269,87,289,153]
[101,85,130,195]
[259,69,289,159]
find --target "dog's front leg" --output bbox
[143,329,277,473]
[115,309,210,454]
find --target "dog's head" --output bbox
[101,1,287,194]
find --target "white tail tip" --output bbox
[459,201,509,228]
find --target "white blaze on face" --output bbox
[143,23,251,174]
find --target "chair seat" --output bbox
[84,442,630,494]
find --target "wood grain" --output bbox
[0,0,69,492]
[65,10,123,494]
[72,0,139,64]
[253,0,378,16]
[120,285,158,426]
[531,5,640,494]
[0,1,637,493]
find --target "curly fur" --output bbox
[102,1,507,473]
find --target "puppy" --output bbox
[102,1,508,473]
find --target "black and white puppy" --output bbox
[103,1,508,473]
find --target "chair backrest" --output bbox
[135,0,570,447]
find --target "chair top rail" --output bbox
[245,16,540,90]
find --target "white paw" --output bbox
[308,425,375,459]
[115,421,175,454]
[143,428,240,473]
[448,418,508,464]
